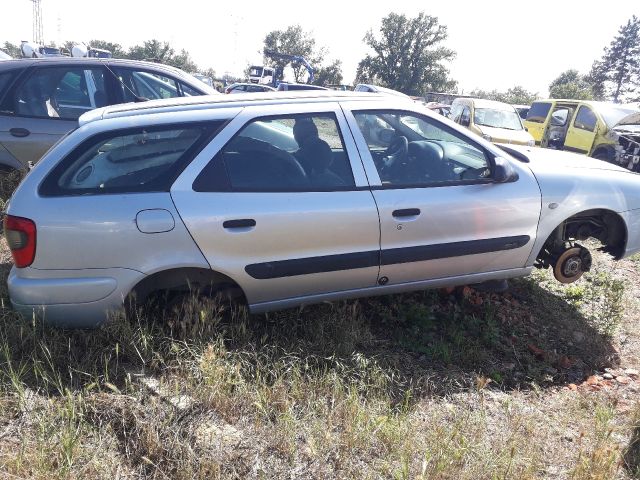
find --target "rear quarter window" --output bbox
[40,121,224,196]
[526,102,552,123]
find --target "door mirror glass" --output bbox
[493,156,518,183]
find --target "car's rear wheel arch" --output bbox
[128,267,246,306]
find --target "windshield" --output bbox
[249,66,263,77]
[42,47,61,55]
[473,108,523,130]
[597,105,638,127]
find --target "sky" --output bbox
[3,1,639,96]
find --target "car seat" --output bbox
[299,137,345,187]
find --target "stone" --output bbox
[572,331,585,343]
[603,373,614,380]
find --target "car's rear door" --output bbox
[563,104,599,154]
[171,102,381,308]
[0,64,109,167]
[342,101,541,286]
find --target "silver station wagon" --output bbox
[4,91,640,327]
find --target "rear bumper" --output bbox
[7,267,143,327]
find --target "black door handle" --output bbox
[9,128,30,138]
[223,219,256,229]
[392,208,421,218]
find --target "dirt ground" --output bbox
[0,237,638,479]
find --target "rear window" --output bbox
[40,122,222,196]
[526,102,552,123]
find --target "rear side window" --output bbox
[526,102,552,123]
[40,122,222,196]
[194,113,355,192]
[573,106,597,132]
[12,67,106,120]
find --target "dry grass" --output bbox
[0,241,639,478]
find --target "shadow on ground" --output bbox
[0,258,619,402]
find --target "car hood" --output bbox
[476,125,533,145]
[504,145,630,174]
[615,111,640,127]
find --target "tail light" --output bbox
[3,215,36,268]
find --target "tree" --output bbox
[2,41,21,58]
[313,60,343,86]
[355,12,456,95]
[548,69,594,100]
[586,60,607,100]
[469,86,538,104]
[593,15,640,102]
[87,40,127,58]
[126,39,198,72]
[262,25,342,85]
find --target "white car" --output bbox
[4,91,640,327]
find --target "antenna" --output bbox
[31,0,43,44]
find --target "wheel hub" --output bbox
[563,256,582,277]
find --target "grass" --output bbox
[0,243,639,478]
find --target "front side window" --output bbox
[526,102,552,123]
[41,123,219,196]
[0,71,16,97]
[460,107,471,125]
[13,67,104,120]
[573,106,597,132]
[179,82,201,96]
[194,113,355,192]
[114,69,183,102]
[354,110,490,187]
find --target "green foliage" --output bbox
[592,15,640,102]
[469,85,538,105]
[548,69,594,100]
[313,59,343,86]
[125,39,198,72]
[263,25,329,84]
[355,12,457,95]
[2,41,21,58]
[87,39,128,58]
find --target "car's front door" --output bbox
[0,65,108,167]
[171,103,381,308]
[343,103,542,286]
[563,104,598,155]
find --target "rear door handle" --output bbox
[392,208,421,218]
[223,219,256,229]
[9,128,30,138]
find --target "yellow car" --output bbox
[449,98,535,146]
[523,99,638,161]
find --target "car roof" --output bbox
[468,98,517,111]
[79,90,403,125]
[0,57,191,76]
[230,83,274,88]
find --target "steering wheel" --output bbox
[383,135,408,168]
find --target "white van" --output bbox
[248,65,275,85]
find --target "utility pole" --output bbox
[31,0,43,44]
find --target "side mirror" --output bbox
[493,156,519,183]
